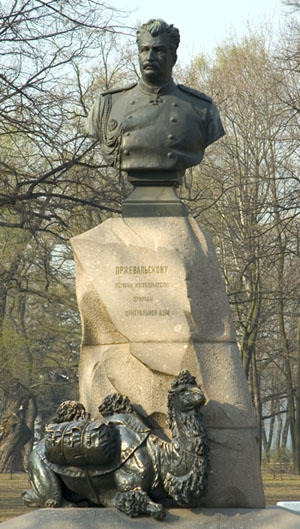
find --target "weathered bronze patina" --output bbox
[23,371,210,520]
[88,19,224,215]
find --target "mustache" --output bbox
[143,61,158,69]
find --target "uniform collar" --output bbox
[138,78,176,96]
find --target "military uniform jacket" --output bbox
[87,78,225,172]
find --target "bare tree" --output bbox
[178,28,300,464]
[0,0,136,236]
[0,1,141,470]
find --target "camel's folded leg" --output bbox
[114,488,166,520]
[22,449,62,508]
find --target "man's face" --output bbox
[138,31,175,85]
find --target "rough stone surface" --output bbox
[2,508,300,529]
[70,216,264,508]
[71,216,236,346]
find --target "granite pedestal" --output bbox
[70,215,265,508]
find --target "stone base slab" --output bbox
[2,507,300,528]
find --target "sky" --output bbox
[111,0,290,64]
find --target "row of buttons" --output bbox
[123,97,179,158]
[123,149,176,159]
[125,115,178,123]
[128,100,180,107]
[124,131,176,138]
[124,101,180,124]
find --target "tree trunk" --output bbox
[262,424,271,463]
[262,412,276,464]
[275,406,282,458]
[282,413,290,449]
[240,266,262,380]
[251,351,262,462]
[0,387,36,472]
[294,316,300,473]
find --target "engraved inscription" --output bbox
[115,264,171,317]
[115,282,169,289]
[133,296,153,302]
[115,283,134,289]
[116,265,168,275]
[135,282,169,288]
[125,309,170,317]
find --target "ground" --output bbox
[0,474,35,523]
[1,471,300,522]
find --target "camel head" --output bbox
[167,370,206,428]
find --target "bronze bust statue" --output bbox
[88,19,224,187]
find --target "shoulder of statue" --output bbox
[177,84,212,103]
[100,82,138,96]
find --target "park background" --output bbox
[0,0,299,518]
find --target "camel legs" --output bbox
[113,446,166,519]
[22,444,63,508]
[114,489,166,520]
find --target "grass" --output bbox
[0,473,35,523]
[1,471,300,522]
[262,470,300,505]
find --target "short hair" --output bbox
[137,19,180,59]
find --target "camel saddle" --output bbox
[43,413,150,479]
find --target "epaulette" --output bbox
[101,82,137,96]
[177,84,212,103]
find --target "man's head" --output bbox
[137,19,180,85]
